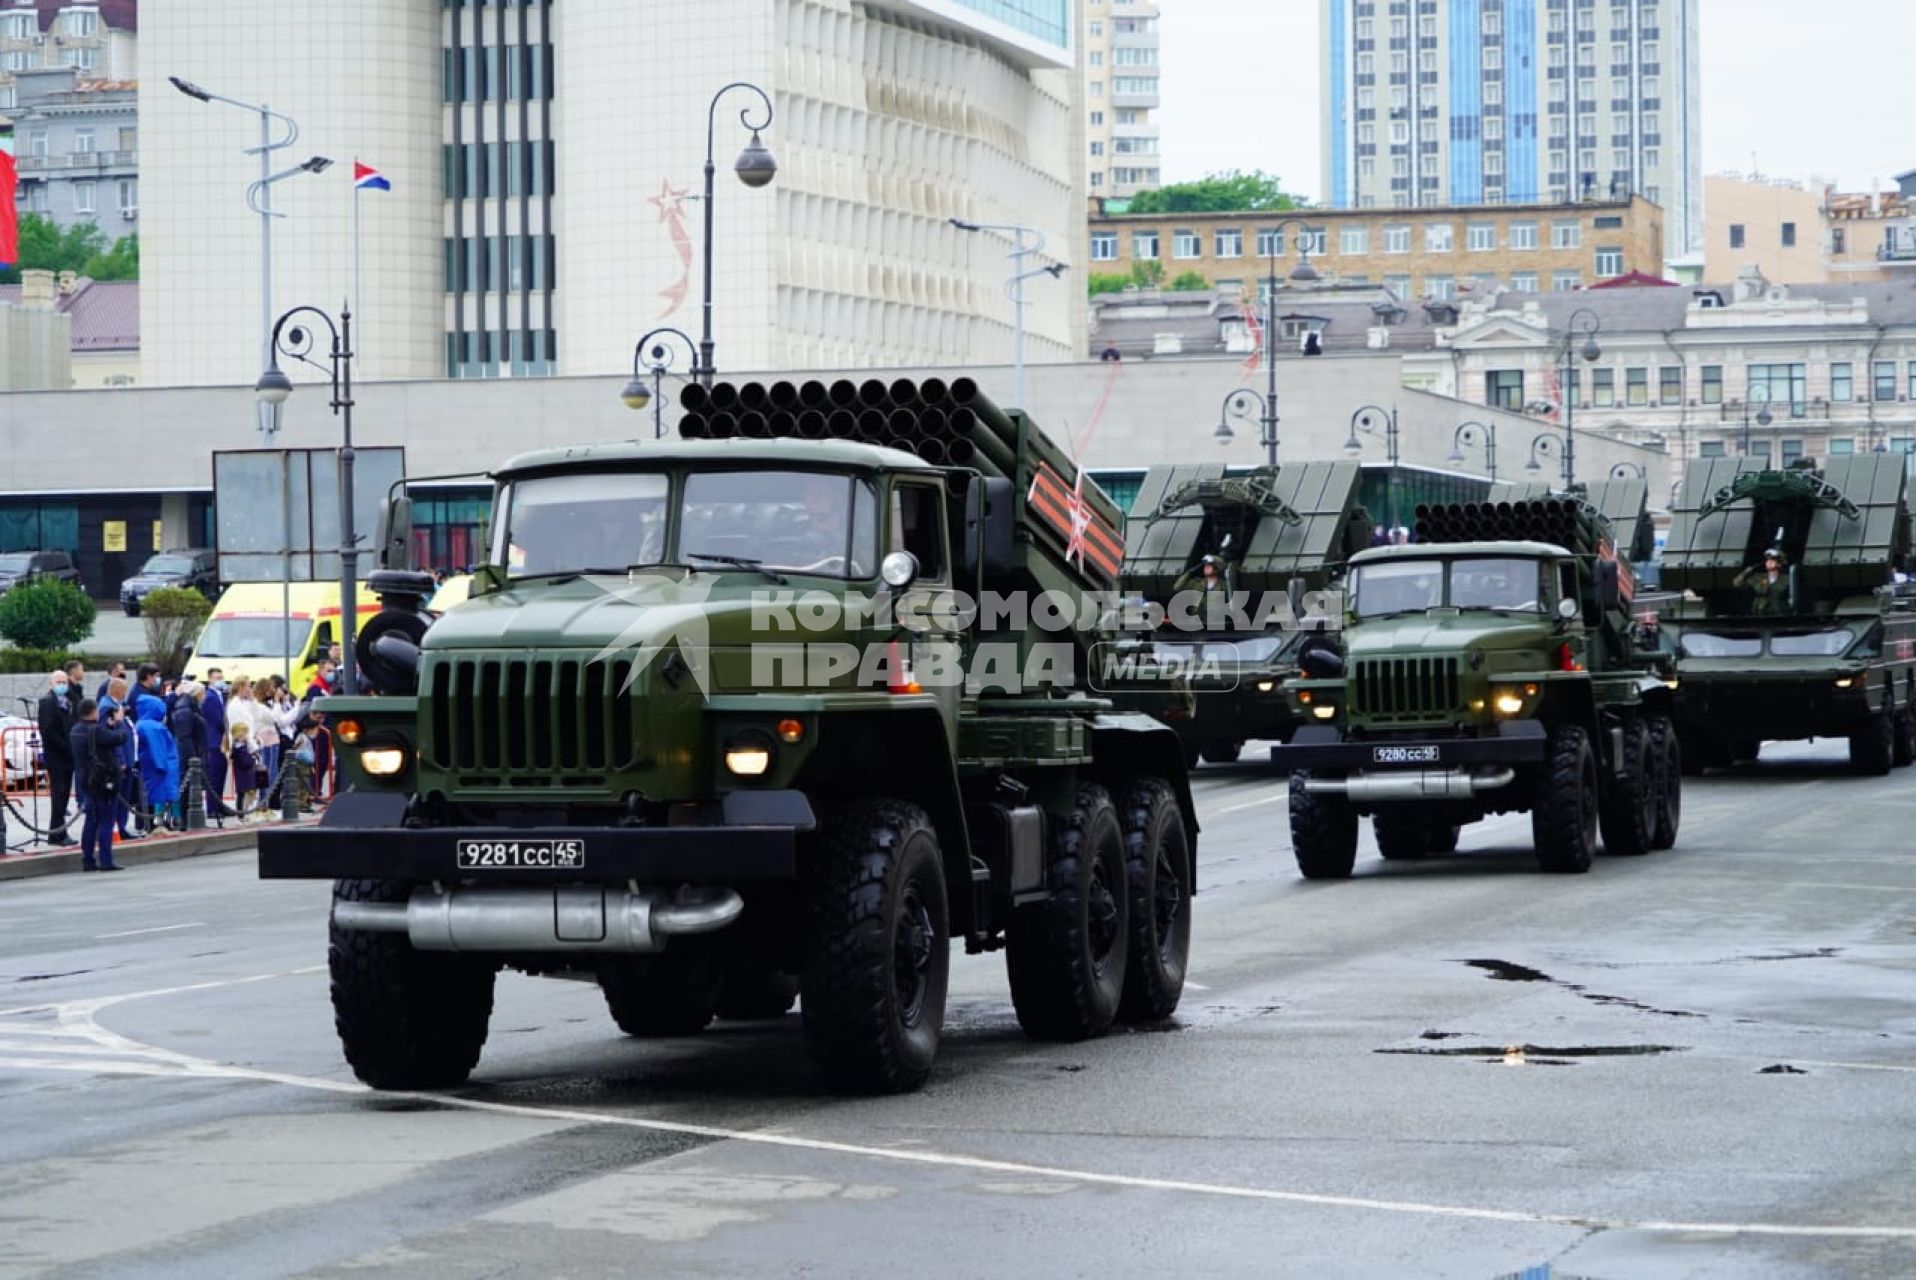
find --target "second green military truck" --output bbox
[1271,482,1680,876]
[1655,453,1916,773]
[260,377,1197,1095]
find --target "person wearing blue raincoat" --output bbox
[134,691,181,830]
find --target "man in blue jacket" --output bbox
[201,669,232,819]
[99,677,141,839]
[68,698,127,871]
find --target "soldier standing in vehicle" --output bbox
[1735,548,1791,615]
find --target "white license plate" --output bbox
[1372,745,1441,765]
[455,839,585,870]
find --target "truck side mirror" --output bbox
[1593,559,1621,611]
[957,474,986,583]
[376,495,415,572]
[980,476,1017,578]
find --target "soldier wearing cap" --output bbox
[1735,547,1791,616]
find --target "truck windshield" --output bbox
[1768,628,1856,657]
[196,617,304,657]
[1678,632,1765,658]
[1352,556,1545,617]
[500,468,877,580]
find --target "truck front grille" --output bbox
[425,656,637,782]
[1351,656,1462,722]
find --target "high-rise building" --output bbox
[1082,0,1159,199]
[140,0,1084,388]
[1320,0,1701,260]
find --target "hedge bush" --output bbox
[141,586,213,677]
[0,578,96,651]
[0,647,120,675]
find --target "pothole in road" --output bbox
[1460,959,1704,1019]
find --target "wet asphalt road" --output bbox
[1,739,1912,1280]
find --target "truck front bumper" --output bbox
[258,789,813,884]
[1268,721,1547,772]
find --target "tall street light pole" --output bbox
[696,82,777,388]
[620,326,699,439]
[1213,216,1319,468]
[1447,420,1499,480]
[949,219,1067,410]
[256,305,359,695]
[1557,305,1602,488]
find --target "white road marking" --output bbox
[0,967,1909,1241]
[1789,1059,1916,1075]
[95,922,205,940]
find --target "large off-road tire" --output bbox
[1532,724,1598,874]
[1891,708,1916,768]
[1006,783,1130,1041]
[801,800,948,1094]
[1598,721,1656,857]
[1290,771,1358,880]
[1646,715,1681,851]
[598,940,725,1037]
[1373,811,1432,861]
[716,962,800,1021]
[1850,708,1895,776]
[330,879,495,1089]
[1114,778,1191,1024]
[1198,740,1244,765]
[1428,821,1462,853]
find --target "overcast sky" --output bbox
[1158,0,1916,199]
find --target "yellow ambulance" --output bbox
[184,582,381,695]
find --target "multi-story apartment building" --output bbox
[1088,192,1662,301]
[1824,171,1916,283]
[1082,0,1159,199]
[1320,0,1701,261]
[0,0,137,110]
[142,0,1084,386]
[6,67,136,235]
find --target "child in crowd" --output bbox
[230,721,259,816]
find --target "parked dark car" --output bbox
[119,548,219,616]
[0,550,82,595]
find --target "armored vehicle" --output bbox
[259,377,1196,1095]
[1656,454,1916,773]
[1270,480,1680,876]
[1113,462,1371,765]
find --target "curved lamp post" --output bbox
[1741,384,1774,456]
[1343,403,1400,463]
[1446,420,1499,480]
[1524,431,1568,479]
[1555,306,1602,488]
[695,82,777,387]
[620,326,699,438]
[1213,216,1320,468]
[1608,461,1646,480]
[256,303,359,694]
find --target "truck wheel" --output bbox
[1114,778,1190,1024]
[1198,740,1244,765]
[1597,722,1656,857]
[329,879,495,1089]
[716,963,800,1020]
[1429,822,1462,853]
[1373,812,1431,861]
[1849,709,1895,776]
[1007,783,1130,1041]
[1290,772,1357,880]
[598,942,724,1036]
[1892,709,1916,768]
[802,800,948,1093]
[1646,716,1681,851]
[1532,725,1598,874]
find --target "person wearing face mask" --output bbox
[201,668,233,819]
[35,670,78,847]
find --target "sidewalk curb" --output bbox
[0,821,316,882]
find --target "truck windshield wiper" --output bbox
[685,553,789,585]
[507,568,625,586]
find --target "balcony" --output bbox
[1878,230,1916,264]
[15,149,135,173]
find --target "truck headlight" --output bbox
[1256,680,1277,693]
[1834,677,1855,689]
[1492,691,1527,717]
[360,746,409,777]
[723,733,774,777]
[1311,703,1337,720]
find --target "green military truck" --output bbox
[259,377,1196,1094]
[1655,454,1916,774]
[1270,480,1680,876]
[1112,462,1371,765]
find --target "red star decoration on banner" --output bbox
[648,179,689,221]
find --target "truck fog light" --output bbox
[1311,704,1337,720]
[1834,677,1855,689]
[1493,692,1526,716]
[1256,680,1277,693]
[724,737,774,776]
[360,746,408,776]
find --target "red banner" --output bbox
[0,129,18,271]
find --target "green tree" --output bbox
[1125,169,1306,214]
[0,578,97,651]
[1170,270,1210,291]
[1086,260,1168,297]
[140,586,212,677]
[0,214,138,283]
[1088,272,1133,296]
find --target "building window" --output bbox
[1215,228,1242,259]
[1781,439,1805,466]
[1133,231,1159,260]
[1487,369,1525,409]
[1427,275,1454,300]
[1339,226,1368,255]
[1594,246,1623,277]
[1551,220,1582,249]
[1089,111,1104,126]
[1701,365,1723,404]
[72,181,96,214]
[1626,367,1648,406]
[1552,271,1582,291]
[1089,19,1103,36]
[1512,272,1538,292]
[64,7,98,35]
[1699,440,1726,458]
[1466,222,1496,252]
[1831,362,1852,402]
[1659,366,1681,404]
[1089,50,1103,66]
[1592,369,1616,407]
[1874,360,1897,401]
[1781,221,1796,248]
[1509,221,1539,251]
[1298,227,1327,255]
[1384,273,1412,297]
[1383,224,1411,253]
[1752,363,1810,416]
[116,178,136,217]
[1089,141,1104,157]
[1090,81,1103,97]
[1729,224,1745,249]
[1090,172,1104,189]
[1831,227,1847,255]
[1090,232,1118,262]
[1830,438,1855,456]
[73,128,96,155]
[1173,230,1201,259]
